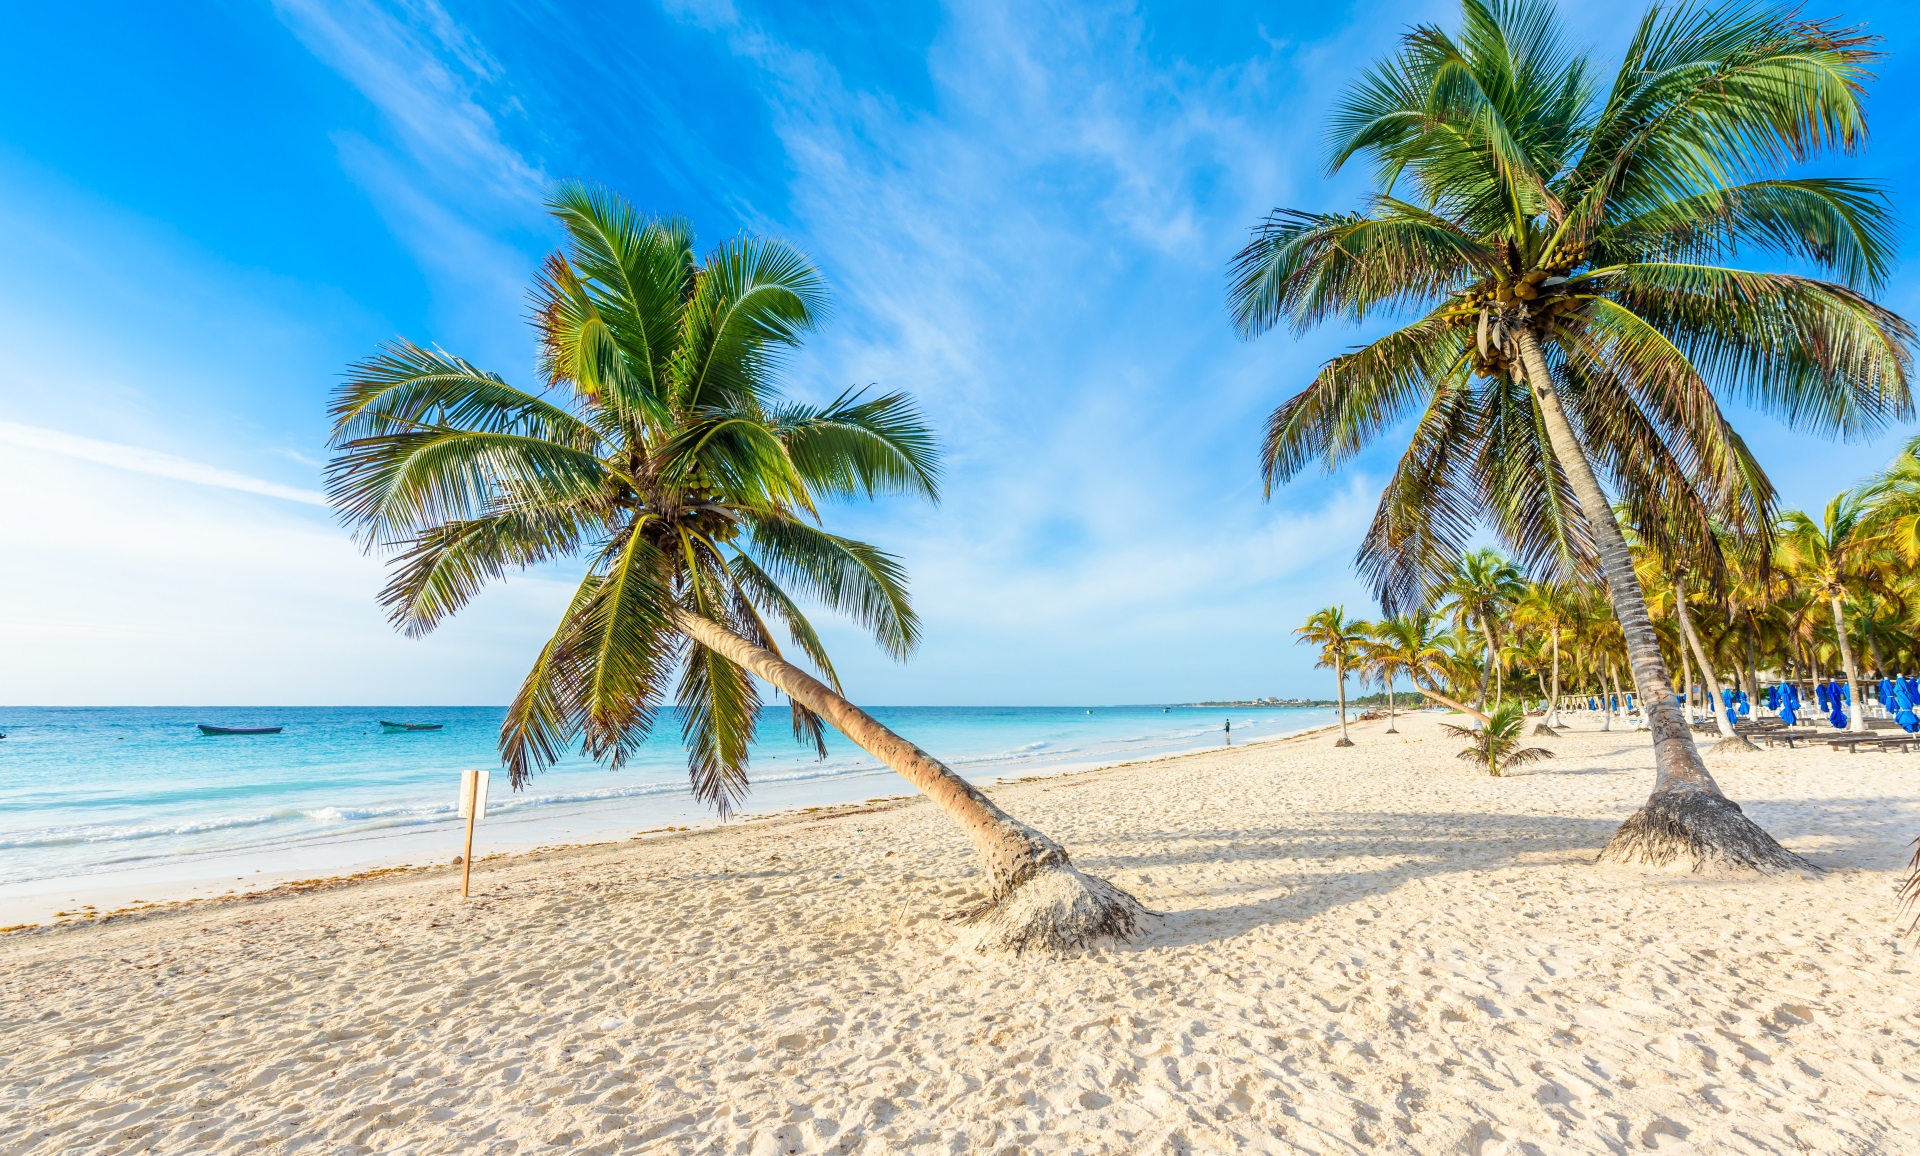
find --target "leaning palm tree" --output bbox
[1443,701,1554,776]
[1297,606,1370,746]
[1777,493,1882,734]
[327,183,1141,952]
[1230,0,1912,871]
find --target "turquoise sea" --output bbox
[0,705,1334,890]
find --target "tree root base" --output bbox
[1708,734,1760,756]
[1597,791,1811,875]
[1333,737,1355,748]
[955,862,1146,954]
[1532,723,1559,737]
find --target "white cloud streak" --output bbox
[0,420,328,506]
[653,0,1397,700]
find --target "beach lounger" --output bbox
[1824,734,1918,753]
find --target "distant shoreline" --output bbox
[0,710,1343,928]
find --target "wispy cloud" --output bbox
[272,0,544,211]
[273,0,551,367]
[0,421,328,506]
[652,0,1392,699]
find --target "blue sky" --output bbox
[2,0,1918,706]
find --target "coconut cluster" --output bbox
[1447,238,1592,379]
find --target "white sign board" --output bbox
[458,769,491,820]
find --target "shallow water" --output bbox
[0,704,1334,887]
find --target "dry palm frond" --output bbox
[1902,837,1920,940]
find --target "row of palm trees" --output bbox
[326,0,1917,951]
[1303,436,1920,750]
[1237,0,1914,878]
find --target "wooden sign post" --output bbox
[457,769,491,898]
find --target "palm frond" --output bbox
[673,234,827,412]
[1598,264,1913,437]
[675,571,763,816]
[327,427,610,549]
[744,514,920,660]
[544,181,693,408]
[1601,178,1895,290]
[1356,379,1484,612]
[499,577,599,788]
[378,505,603,636]
[330,340,598,446]
[1229,205,1499,337]
[1262,313,1470,490]
[572,526,678,773]
[771,388,941,502]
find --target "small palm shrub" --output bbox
[1442,702,1554,777]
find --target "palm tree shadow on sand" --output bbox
[1069,797,1913,953]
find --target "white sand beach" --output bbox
[5,712,1918,1154]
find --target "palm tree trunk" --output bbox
[1597,656,1612,729]
[1549,628,1562,727]
[1334,657,1354,747]
[670,608,1143,950]
[1477,621,1496,713]
[1675,575,1751,748]
[1673,613,1693,724]
[1531,666,1555,735]
[1514,328,1802,872]
[1743,621,1761,706]
[1830,595,1866,734]
[1386,680,1399,734]
[1412,682,1492,723]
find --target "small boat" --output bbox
[198,724,283,736]
[380,720,444,732]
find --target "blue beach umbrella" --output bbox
[1780,683,1800,726]
[1816,682,1831,711]
[1896,678,1918,733]
[1766,684,1780,711]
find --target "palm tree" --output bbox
[1297,606,1370,746]
[1509,633,1554,720]
[1513,581,1572,729]
[1428,623,1494,721]
[1632,533,1754,749]
[1860,434,1920,563]
[1443,701,1554,776]
[1777,494,1882,734]
[1362,613,1431,732]
[1229,0,1912,872]
[1433,549,1526,713]
[326,183,1141,952]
